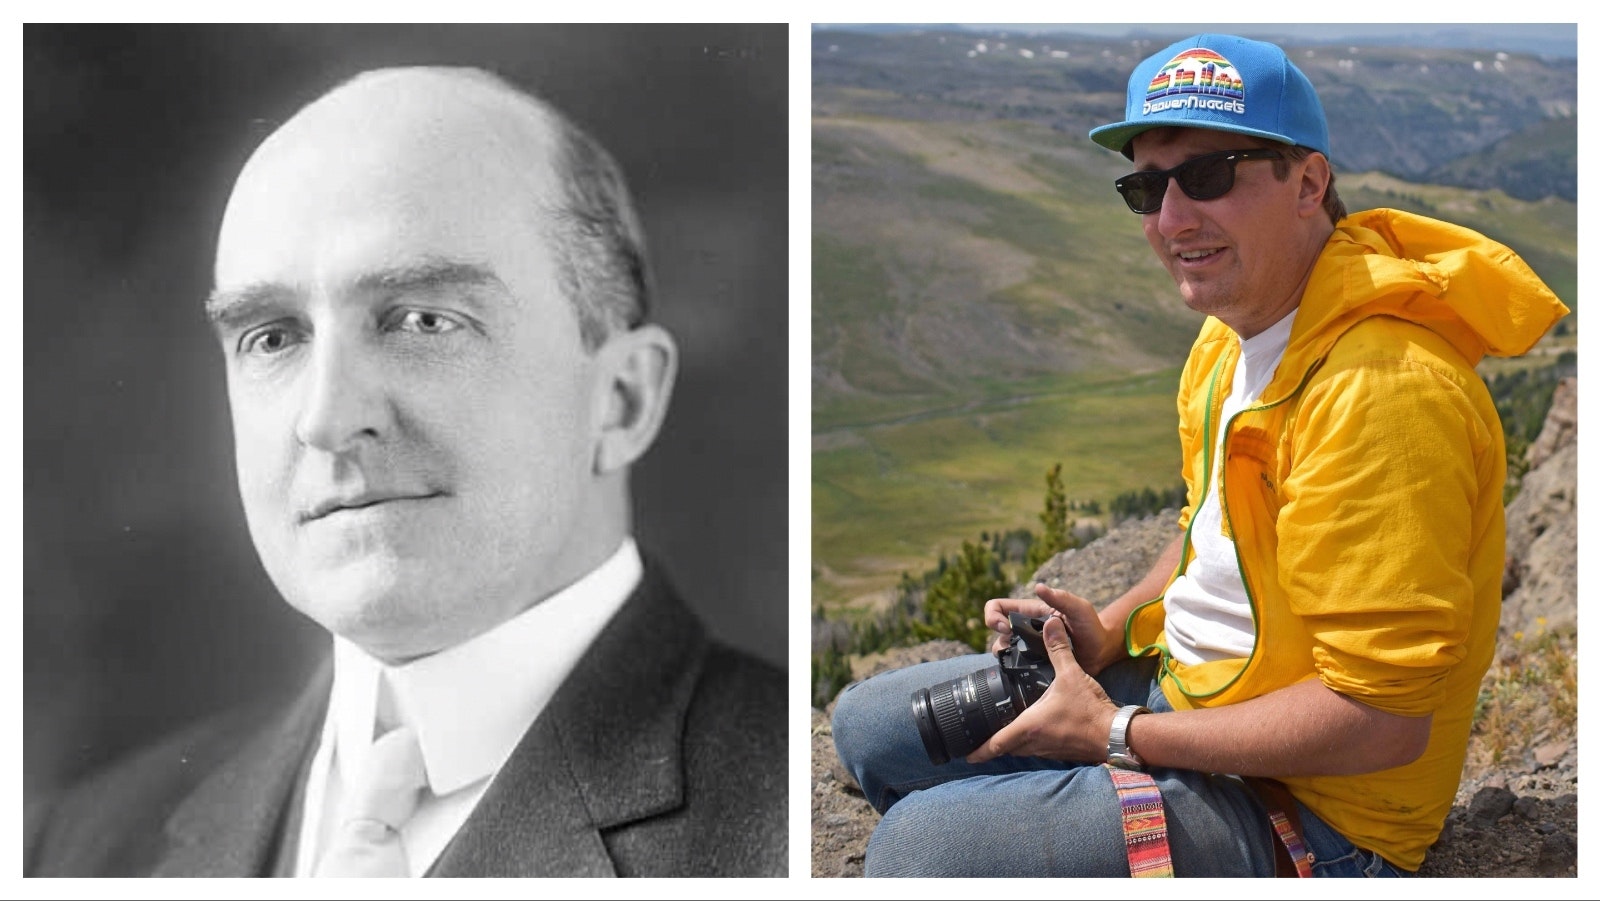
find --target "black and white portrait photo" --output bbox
[24,23,789,878]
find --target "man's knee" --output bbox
[864,789,992,877]
[829,676,881,782]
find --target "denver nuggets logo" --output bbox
[1142,48,1247,116]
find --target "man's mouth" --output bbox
[300,492,441,524]
[1176,248,1223,263]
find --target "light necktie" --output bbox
[314,725,428,877]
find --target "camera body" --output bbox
[911,613,1056,765]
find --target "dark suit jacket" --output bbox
[26,565,788,877]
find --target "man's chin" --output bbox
[1177,284,1231,320]
[318,607,452,664]
[267,551,532,661]
[280,570,452,662]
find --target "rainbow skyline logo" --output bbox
[1141,47,1247,117]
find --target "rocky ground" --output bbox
[810,380,1578,878]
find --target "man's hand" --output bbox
[984,583,1124,676]
[965,615,1120,765]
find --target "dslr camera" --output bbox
[911,613,1054,765]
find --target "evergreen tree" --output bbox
[811,644,854,708]
[1024,462,1076,576]
[912,540,1010,651]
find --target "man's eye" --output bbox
[395,309,461,334]
[240,326,299,356]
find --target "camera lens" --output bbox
[911,665,1015,765]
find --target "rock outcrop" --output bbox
[1501,377,1576,638]
[1020,510,1178,603]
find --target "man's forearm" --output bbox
[1124,677,1432,777]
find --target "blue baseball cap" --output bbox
[1089,34,1329,158]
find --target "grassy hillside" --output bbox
[1426,117,1577,203]
[813,368,1183,610]
[811,111,1202,611]
[813,115,1201,429]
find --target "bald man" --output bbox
[25,67,786,878]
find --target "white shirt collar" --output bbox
[325,538,644,796]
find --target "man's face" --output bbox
[210,76,611,661]
[1129,127,1313,338]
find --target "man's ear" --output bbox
[1297,151,1332,219]
[592,323,678,475]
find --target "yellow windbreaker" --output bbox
[1124,208,1569,870]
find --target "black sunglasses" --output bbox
[1114,148,1284,214]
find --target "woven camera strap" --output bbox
[1104,768,1315,878]
[1104,765,1174,878]
[1245,776,1315,877]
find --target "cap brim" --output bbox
[1089,119,1301,154]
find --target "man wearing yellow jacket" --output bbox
[831,33,1567,876]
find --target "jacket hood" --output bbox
[1279,207,1569,372]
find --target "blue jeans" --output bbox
[831,654,1410,877]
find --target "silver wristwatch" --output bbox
[1107,704,1151,770]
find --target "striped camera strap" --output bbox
[1106,766,1314,878]
[1105,765,1174,877]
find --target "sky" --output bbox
[814,23,1578,57]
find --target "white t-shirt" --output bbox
[1163,309,1298,665]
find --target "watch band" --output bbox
[1107,704,1151,770]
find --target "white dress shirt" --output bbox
[1164,309,1297,665]
[293,538,644,877]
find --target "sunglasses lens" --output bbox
[1116,151,1257,214]
[1176,155,1236,201]
[1117,173,1165,214]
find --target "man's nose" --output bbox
[294,335,389,452]
[1154,178,1202,238]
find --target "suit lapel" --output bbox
[426,710,616,877]
[151,662,330,877]
[431,564,707,877]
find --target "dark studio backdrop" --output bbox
[23,24,789,804]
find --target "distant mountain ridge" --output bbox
[813,29,1576,199]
